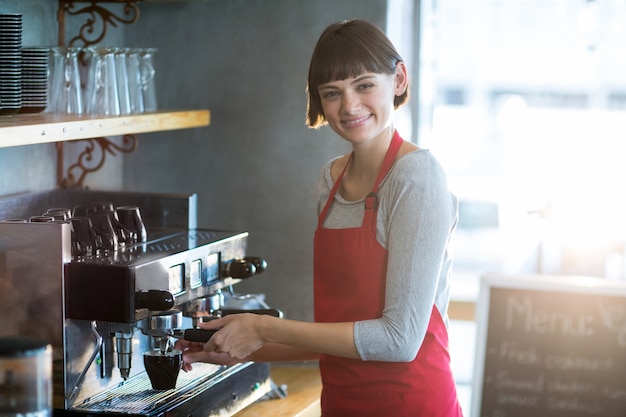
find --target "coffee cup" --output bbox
[143,350,182,390]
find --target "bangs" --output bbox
[309,30,398,89]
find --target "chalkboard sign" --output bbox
[472,274,626,417]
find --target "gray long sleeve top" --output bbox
[314,149,458,362]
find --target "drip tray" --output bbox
[68,362,272,417]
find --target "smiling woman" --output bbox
[176,19,464,417]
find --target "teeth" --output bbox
[345,115,369,125]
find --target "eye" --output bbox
[358,82,375,91]
[321,90,340,100]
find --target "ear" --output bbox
[394,61,408,96]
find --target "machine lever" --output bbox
[220,308,283,318]
[173,328,217,343]
[135,290,175,311]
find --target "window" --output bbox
[420,0,626,293]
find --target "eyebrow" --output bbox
[318,74,377,91]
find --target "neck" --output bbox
[339,129,395,201]
[349,128,395,176]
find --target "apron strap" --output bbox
[317,153,352,227]
[318,130,403,228]
[362,131,403,228]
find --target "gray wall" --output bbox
[1,0,403,322]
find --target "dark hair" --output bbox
[306,19,408,128]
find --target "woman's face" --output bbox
[317,63,406,146]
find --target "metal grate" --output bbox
[73,363,223,414]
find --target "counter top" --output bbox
[235,365,322,417]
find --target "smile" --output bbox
[343,114,372,126]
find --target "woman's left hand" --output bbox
[200,313,267,360]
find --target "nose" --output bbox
[341,90,360,114]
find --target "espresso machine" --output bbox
[0,189,279,416]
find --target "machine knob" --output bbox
[222,259,256,279]
[244,256,268,274]
[135,290,175,311]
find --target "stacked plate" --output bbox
[0,13,22,115]
[19,47,49,113]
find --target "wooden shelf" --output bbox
[0,110,210,149]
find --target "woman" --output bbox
[176,19,463,417]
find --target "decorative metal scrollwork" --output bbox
[56,0,143,189]
[59,135,138,189]
[58,0,142,47]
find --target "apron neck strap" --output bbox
[364,130,403,211]
[317,153,351,226]
[318,130,403,227]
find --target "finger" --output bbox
[183,349,214,364]
[174,339,194,351]
[203,325,229,352]
[198,317,225,330]
[203,351,240,366]
[181,349,238,367]
[203,337,218,354]
[176,341,205,356]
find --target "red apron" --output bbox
[314,131,463,417]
